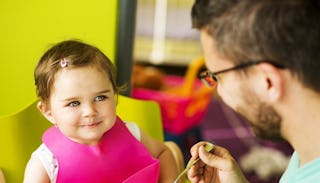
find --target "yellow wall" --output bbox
[0,0,117,116]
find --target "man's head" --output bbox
[192,0,320,92]
[192,0,320,140]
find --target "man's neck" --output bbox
[281,86,320,166]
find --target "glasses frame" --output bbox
[199,60,285,87]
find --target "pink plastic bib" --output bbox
[43,116,160,183]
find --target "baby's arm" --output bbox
[140,130,178,183]
[23,157,50,183]
[0,168,5,183]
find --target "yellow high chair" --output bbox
[0,101,50,183]
[0,95,185,183]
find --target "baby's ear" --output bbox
[37,101,56,125]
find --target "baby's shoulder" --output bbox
[124,121,141,141]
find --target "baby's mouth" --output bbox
[82,121,102,128]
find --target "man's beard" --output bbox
[236,87,284,141]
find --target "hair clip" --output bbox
[60,58,68,68]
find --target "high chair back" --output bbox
[0,100,51,183]
[117,95,164,141]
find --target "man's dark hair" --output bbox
[192,0,320,92]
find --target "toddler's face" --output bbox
[44,66,117,145]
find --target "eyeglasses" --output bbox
[199,60,285,88]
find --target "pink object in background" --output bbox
[132,57,214,134]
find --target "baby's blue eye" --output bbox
[68,101,80,107]
[95,95,106,101]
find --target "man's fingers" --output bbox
[188,165,201,182]
[199,145,236,171]
[190,141,208,157]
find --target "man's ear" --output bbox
[257,62,285,102]
[37,101,56,125]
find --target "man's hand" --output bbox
[187,141,249,183]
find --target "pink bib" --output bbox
[43,117,160,183]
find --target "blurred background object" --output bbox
[132,64,166,90]
[134,0,201,66]
[132,57,214,135]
